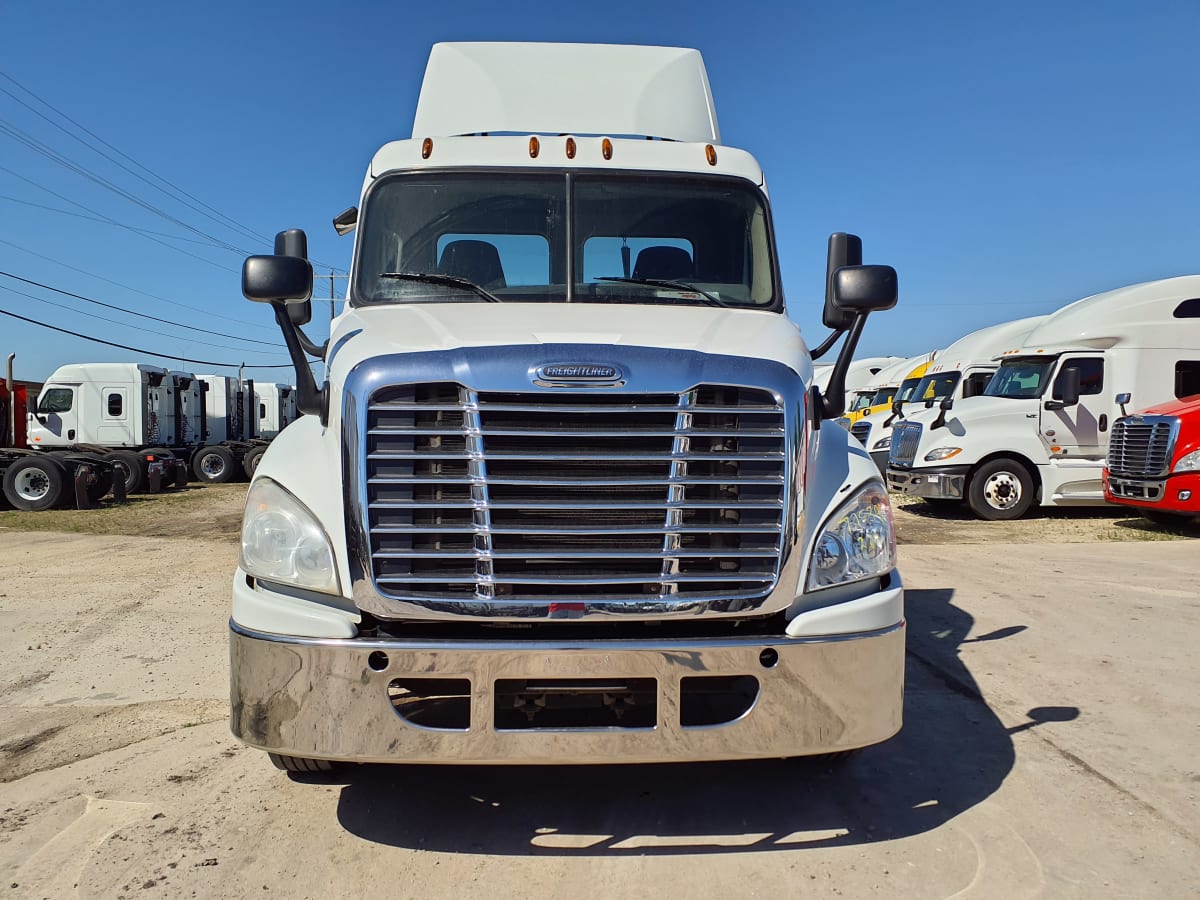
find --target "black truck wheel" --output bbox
[242,445,267,479]
[2,455,67,511]
[107,449,148,494]
[193,445,237,483]
[967,458,1035,520]
[268,753,340,775]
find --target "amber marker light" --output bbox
[705,144,718,166]
[602,138,613,160]
[421,138,433,159]
[529,136,540,158]
[565,137,577,159]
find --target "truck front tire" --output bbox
[268,753,341,775]
[968,458,1034,520]
[2,456,67,511]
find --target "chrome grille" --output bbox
[889,421,922,468]
[850,421,871,446]
[1107,415,1177,478]
[363,383,787,603]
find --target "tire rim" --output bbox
[15,468,50,501]
[200,454,226,477]
[982,471,1022,510]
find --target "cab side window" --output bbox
[1054,358,1103,396]
[1177,361,1200,399]
[38,388,74,413]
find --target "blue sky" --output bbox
[2,1,1198,384]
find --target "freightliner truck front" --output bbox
[230,42,905,772]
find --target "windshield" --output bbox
[896,376,924,403]
[869,386,898,407]
[910,371,960,404]
[848,391,874,412]
[353,171,777,308]
[984,357,1057,398]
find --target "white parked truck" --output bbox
[230,42,904,772]
[189,374,285,482]
[26,362,185,494]
[887,276,1200,519]
[855,316,1047,471]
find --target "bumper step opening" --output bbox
[680,675,760,727]
[388,678,471,730]
[494,678,657,730]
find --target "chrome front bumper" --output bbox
[886,465,966,500]
[229,619,905,765]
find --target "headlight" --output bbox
[872,435,892,451]
[241,477,340,595]
[1175,449,1200,472]
[806,482,897,591]
[925,447,962,461]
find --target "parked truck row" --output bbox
[867,279,1200,525]
[2,354,298,510]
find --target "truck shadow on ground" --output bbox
[335,589,1073,855]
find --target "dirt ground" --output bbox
[1,487,1198,897]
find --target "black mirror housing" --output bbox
[1047,366,1081,409]
[822,233,863,330]
[831,265,898,313]
[1115,392,1131,405]
[243,255,314,304]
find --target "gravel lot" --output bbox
[1,486,1198,897]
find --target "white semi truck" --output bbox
[229,42,904,772]
[189,374,292,482]
[887,276,1200,519]
[855,315,1047,472]
[26,362,186,494]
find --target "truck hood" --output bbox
[1128,395,1200,418]
[904,394,1041,440]
[325,302,812,380]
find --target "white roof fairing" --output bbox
[412,42,721,143]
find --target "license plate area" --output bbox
[494,678,657,730]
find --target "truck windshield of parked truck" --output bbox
[353,171,776,308]
[909,371,960,404]
[984,357,1057,398]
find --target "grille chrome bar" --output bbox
[360,378,788,610]
[1107,415,1178,478]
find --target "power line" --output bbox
[0,304,299,368]
[0,116,255,256]
[0,193,215,244]
[0,271,290,348]
[0,71,349,273]
[0,283,293,355]
[0,164,240,273]
[0,235,278,332]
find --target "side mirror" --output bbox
[1047,366,1081,410]
[940,397,954,411]
[242,255,313,304]
[822,233,863,330]
[333,207,359,236]
[1115,392,1131,406]
[273,229,313,325]
[831,265,899,313]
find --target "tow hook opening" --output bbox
[494,678,657,730]
[680,675,760,727]
[388,678,471,731]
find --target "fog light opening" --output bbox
[388,678,471,731]
[680,675,760,727]
[759,648,779,669]
[367,651,389,672]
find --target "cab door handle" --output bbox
[1099,414,1108,432]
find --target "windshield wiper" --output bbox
[595,277,729,308]
[379,272,501,303]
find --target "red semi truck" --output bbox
[1104,393,1200,526]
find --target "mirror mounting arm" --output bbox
[272,302,328,425]
[816,311,869,422]
[809,328,845,362]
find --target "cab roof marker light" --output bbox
[529,136,540,158]
[565,137,576,159]
[602,138,613,160]
[421,138,433,159]
[705,144,718,166]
